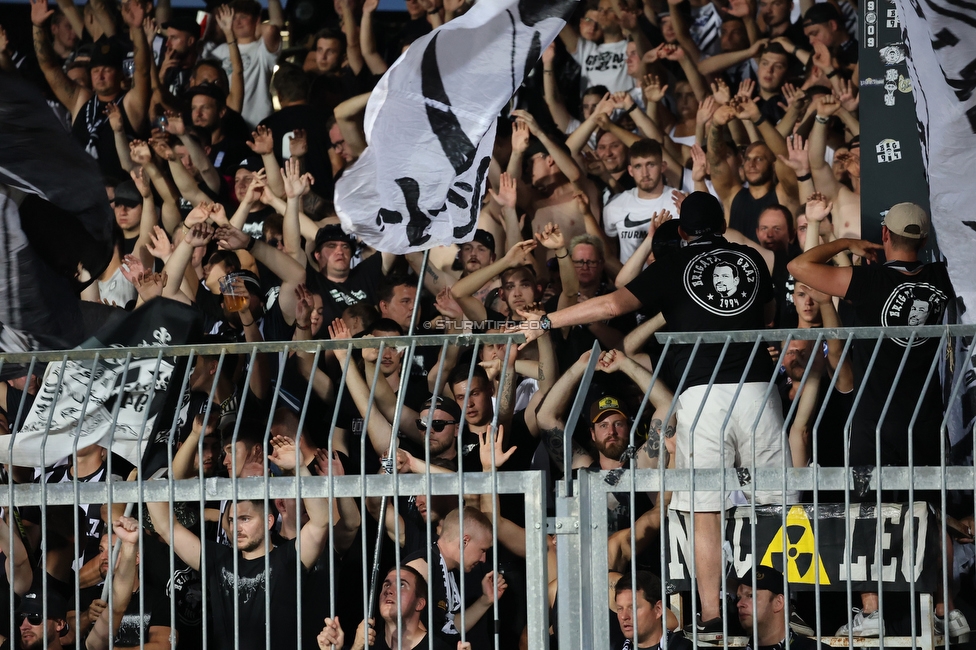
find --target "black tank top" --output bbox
[729,186,779,243]
[71,92,132,180]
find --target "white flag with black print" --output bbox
[334,0,577,254]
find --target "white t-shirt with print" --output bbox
[571,39,635,96]
[211,39,280,128]
[603,186,680,264]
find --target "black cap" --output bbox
[739,565,786,595]
[314,224,355,251]
[162,15,200,37]
[470,229,495,253]
[236,270,263,296]
[802,3,842,27]
[236,155,264,173]
[186,82,228,105]
[88,37,124,70]
[651,219,683,261]
[18,590,68,620]
[113,179,143,208]
[679,191,725,236]
[422,395,463,422]
[523,138,549,160]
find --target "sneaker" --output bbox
[935,610,971,642]
[836,609,884,637]
[789,611,814,637]
[683,614,726,641]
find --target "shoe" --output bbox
[836,609,884,637]
[789,610,814,637]
[935,610,971,642]
[683,614,726,641]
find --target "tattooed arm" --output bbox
[32,21,90,120]
[536,350,595,473]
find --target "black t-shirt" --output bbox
[141,533,206,650]
[618,630,695,650]
[625,235,776,389]
[113,587,172,647]
[309,67,378,117]
[308,253,385,324]
[373,631,455,650]
[403,543,460,640]
[204,538,304,650]
[772,247,800,328]
[729,186,780,243]
[843,260,954,428]
[210,136,253,181]
[71,93,134,181]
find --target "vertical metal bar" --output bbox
[294,344,322,650]
[581,469,609,650]
[523,470,550,650]
[487,336,514,650]
[229,348,258,650]
[561,340,601,495]
[654,338,674,650]
[423,339,450,650]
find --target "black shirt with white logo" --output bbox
[625,235,776,389]
[307,253,384,324]
[843,260,954,428]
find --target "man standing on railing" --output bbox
[513,192,797,639]
[788,202,969,639]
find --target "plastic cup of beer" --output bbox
[219,273,248,312]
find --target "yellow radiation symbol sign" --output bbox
[759,506,830,585]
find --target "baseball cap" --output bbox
[679,191,726,236]
[162,15,200,38]
[652,220,684,261]
[739,565,786,595]
[236,155,265,173]
[18,589,69,621]
[882,202,929,239]
[88,37,124,70]
[314,224,355,251]
[802,3,842,27]
[470,229,496,253]
[236,270,263,296]
[186,82,228,105]
[589,395,629,423]
[422,395,463,422]
[113,179,142,208]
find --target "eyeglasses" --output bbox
[18,614,44,626]
[572,259,601,268]
[416,419,457,432]
[331,140,346,150]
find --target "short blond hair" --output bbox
[439,506,492,543]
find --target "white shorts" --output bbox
[670,382,798,512]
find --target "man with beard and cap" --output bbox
[159,15,201,103]
[16,590,69,650]
[515,192,796,638]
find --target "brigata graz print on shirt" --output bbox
[881,281,950,348]
[683,249,762,316]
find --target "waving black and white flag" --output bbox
[334,0,576,254]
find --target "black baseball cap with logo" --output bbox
[739,565,786,595]
[88,37,124,70]
[679,191,726,236]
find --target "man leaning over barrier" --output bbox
[513,192,798,639]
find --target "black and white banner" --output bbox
[334,0,576,254]
[886,0,976,323]
[665,503,942,592]
[0,299,202,468]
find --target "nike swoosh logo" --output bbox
[623,213,653,228]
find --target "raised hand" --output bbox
[29,0,54,26]
[479,424,516,469]
[534,221,565,251]
[610,90,635,111]
[778,83,807,112]
[434,286,463,320]
[318,617,345,650]
[130,167,152,199]
[641,74,669,104]
[121,0,147,29]
[730,95,761,123]
[243,168,268,204]
[294,283,314,328]
[736,78,756,100]
[363,0,379,12]
[512,109,542,136]
[597,348,625,373]
[184,223,214,247]
[328,317,352,341]
[142,16,157,44]
[593,91,616,117]
[269,435,304,471]
[690,143,708,182]
[696,95,718,128]
[214,224,250,250]
[838,78,859,112]
[805,192,832,222]
[130,139,153,165]
[511,120,530,154]
[710,79,732,106]
[652,209,674,230]
[811,40,833,72]
[149,130,176,160]
[112,515,141,545]
[723,0,754,18]
[481,571,508,603]
[814,94,841,117]
[288,129,308,158]
[215,4,234,36]
[711,104,736,127]
[777,132,810,175]
[281,158,309,199]
[542,41,556,66]
[573,188,594,217]
[248,125,274,155]
[0,25,9,52]
[147,225,174,261]
[488,172,517,210]
[642,43,667,64]
[105,103,125,133]
[185,202,213,227]
[503,239,537,267]
[661,43,685,62]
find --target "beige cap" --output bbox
[882,202,930,239]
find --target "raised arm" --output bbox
[215,6,244,113]
[120,1,151,132]
[146,500,202,571]
[535,350,594,470]
[334,92,371,160]
[514,109,582,183]
[151,132,211,206]
[0,513,32,595]
[541,43,573,132]
[705,107,744,209]
[167,112,220,192]
[338,0,364,75]
[807,95,844,202]
[247,126,286,198]
[31,0,90,118]
[86,518,140,650]
[163,221,212,303]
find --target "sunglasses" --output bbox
[18,614,44,626]
[416,419,457,432]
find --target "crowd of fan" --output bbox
[0,0,972,648]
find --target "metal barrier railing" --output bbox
[0,323,972,650]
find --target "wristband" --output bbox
[295,322,310,330]
[240,319,254,327]
[245,236,257,252]
[815,115,830,125]
[752,113,767,126]
[539,315,552,331]
[625,103,639,114]
[427,8,440,13]
[796,172,812,182]
[226,40,237,45]
[555,251,569,259]
[826,69,838,78]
